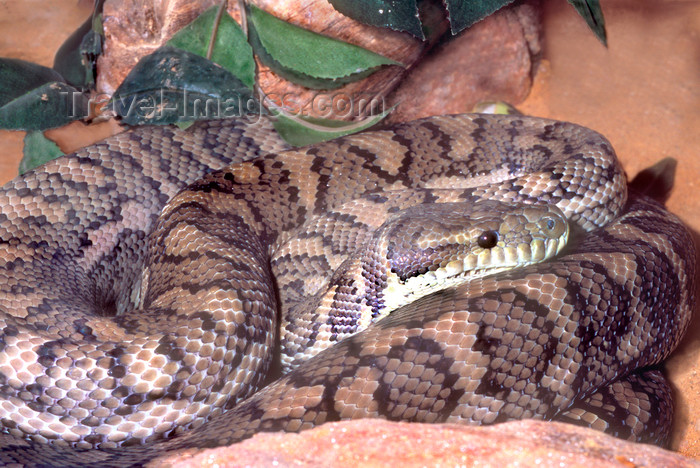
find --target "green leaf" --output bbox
[53,18,101,88]
[272,107,393,147]
[0,58,64,106]
[167,5,255,89]
[326,0,517,37]
[567,0,607,46]
[53,0,104,89]
[19,131,65,174]
[93,12,103,34]
[247,4,401,89]
[327,0,423,39]
[175,120,195,130]
[443,0,516,34]
[0,81,89,130]
[112,46,260,125]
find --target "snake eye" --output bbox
[539,215,566,237]
[477,230,499,249]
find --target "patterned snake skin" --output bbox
[0,114,695,466]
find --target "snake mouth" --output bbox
[420,234,568,283]
[457,232,569,274]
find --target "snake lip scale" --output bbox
[0,113,694,466]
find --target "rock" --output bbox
[386,1,541,124]
[97,0,221,95]
[151,419,700,467]
[97,0,538,121]
[96,0,434,119]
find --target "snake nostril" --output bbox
[477,230,499,249]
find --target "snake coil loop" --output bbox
[0,114,694,467]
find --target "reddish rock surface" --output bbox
[153,419,700,467]
[97,0,432,119]
[97,0,221,95]
[385,2,540,124]
[95,0,538,122]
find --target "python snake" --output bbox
[0,114,694,466]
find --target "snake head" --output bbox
[378,200,569,314]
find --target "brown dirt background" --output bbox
[0,0,699,458]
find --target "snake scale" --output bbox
[0,114,694,466]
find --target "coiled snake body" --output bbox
[0,114,695,466]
